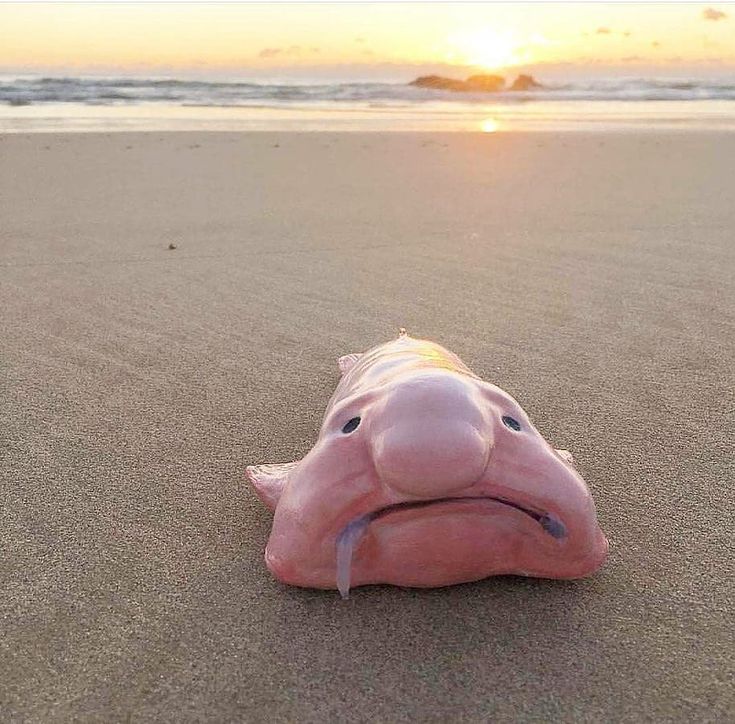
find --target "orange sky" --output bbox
[1,2,733,79]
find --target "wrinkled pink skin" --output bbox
[247,334,608,593]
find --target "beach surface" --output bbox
[2,131,733,722]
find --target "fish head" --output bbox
[248,368,608,594]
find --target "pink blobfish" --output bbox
[247,332,608,598]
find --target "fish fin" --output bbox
[338,353,362,375]
[246,461,299,510]
[556,449,574,465]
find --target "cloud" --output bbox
[258,48,282,59]
[651,41,661,47]
[702,7,728,21]
[623,31,632,37]
[596,27,611,35]
[354,36,366,44]
[258,46,320,59]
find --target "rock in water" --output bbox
[510,74,543,91]
[409,75,470,91]
[410,74,505,92]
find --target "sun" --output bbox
[448,28,528,70]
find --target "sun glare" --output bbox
[448,28,527,70]
[480,118,499,133]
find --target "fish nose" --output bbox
[372,420,491,497]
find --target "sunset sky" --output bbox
[1,2,734,80]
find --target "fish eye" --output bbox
[342,416,361,434]
[502,415,521,432]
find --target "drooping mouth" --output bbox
[335,495,567,599]
[371,496,567,538]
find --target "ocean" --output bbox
[3,74,735,132]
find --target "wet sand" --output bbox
[1,131,733,721]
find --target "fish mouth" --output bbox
[370,496,567,539]
[335,495,566,599]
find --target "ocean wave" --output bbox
[3,75,735,107]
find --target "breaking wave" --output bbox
[3,75,735,107]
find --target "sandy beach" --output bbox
[1,131,733,721]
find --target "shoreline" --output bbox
[3,98,735,133]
